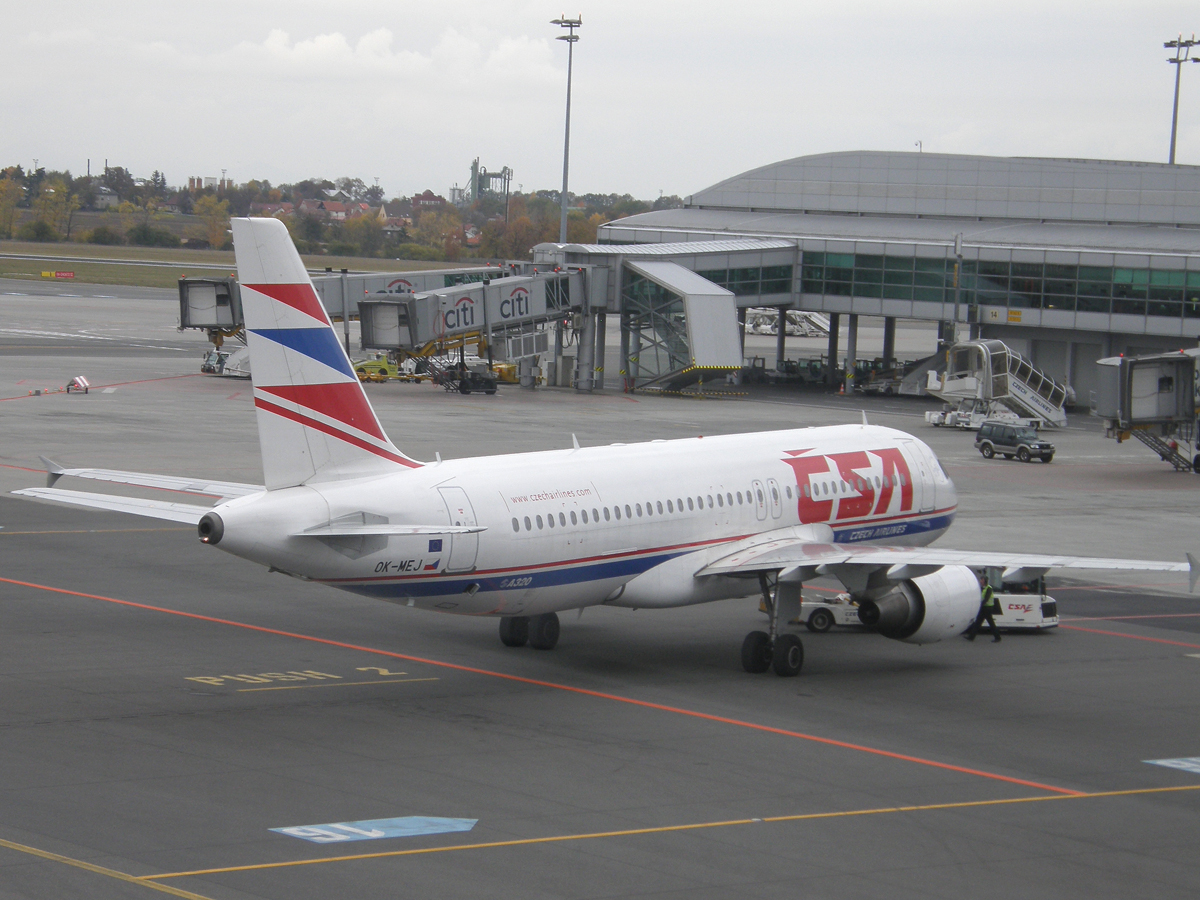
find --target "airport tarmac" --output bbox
[2,280,1200,899]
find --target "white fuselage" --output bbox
[211,424,957,616]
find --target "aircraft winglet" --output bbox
[39,456,66,488]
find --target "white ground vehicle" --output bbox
[200,346,251,378]
[989,580,1058,630]
[798,594,866,632]
[797,582,1057,633]
[925,398,1039,431]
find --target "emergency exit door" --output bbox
[439,486,479,572]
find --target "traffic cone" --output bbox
[838,382,845,395]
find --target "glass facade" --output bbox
[695,265,793,296]
[622,273,691,386]
[799,252,1200,319]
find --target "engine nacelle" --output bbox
[856,565,979,644]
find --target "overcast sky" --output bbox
[5,1,1200,200]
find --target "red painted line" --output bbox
[1059,624,1200,650]
[0,575,1082,797]
[1066,613,1200,622]
[0,463,42,473]
[0,373,202,401]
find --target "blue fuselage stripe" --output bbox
[330,510,956,601]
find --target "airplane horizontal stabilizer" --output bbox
[40,456,261,500]
[294,524,487,537]
[12,488,211,524]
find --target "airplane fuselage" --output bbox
[212,424,957,617]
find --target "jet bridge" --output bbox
[927,339,1069,427]
[1093,350,1199,472]
[622,261,743,392]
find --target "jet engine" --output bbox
[856,565,979,644]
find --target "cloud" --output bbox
[229,28,428,77]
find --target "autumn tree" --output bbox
[32,179,80,238]
[0,176,22,238]
[342,214,384,256]
[192,195,231,248]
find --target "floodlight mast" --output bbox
[1165,34,1200,165]
[553,15,582,243]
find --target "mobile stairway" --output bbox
[927,339,1069,427]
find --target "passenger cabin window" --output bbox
[571,511,578,525]
[512,518,519,532]
[603,508,611,521]
[687,498,694,511]
[547,513,555,528]
[536,515,544,529]
[559,512,566,527]
[615,506,622,520]
[625,504,632,519]
[737,492,743,504]
[707,495,713,508]
[636,503,643,517]
[657,501,664,514]
[667,499,674,512]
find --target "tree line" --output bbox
[0,164,683,260]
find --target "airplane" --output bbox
[13,217,1197,677]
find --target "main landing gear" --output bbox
[742,573,804,677]
[499,613,559,650]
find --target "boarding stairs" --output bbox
[929,340,1068,427]
[1130,430,1194,471]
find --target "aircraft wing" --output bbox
[696,539,1198,590]
[40,457,262,501]
[12,487,211,524]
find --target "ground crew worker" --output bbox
[966,573,1001,642]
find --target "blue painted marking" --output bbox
[251,327,355,379]
[833,513,955,543]
[335,513,954,601]
[271,816,477,843]
[1145,757,1200,775]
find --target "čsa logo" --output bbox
[781,447,913,524]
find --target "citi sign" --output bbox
[443,296,476,330]
[500,287,530,320]
[384,278,414,294]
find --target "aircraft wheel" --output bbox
[772,634,804,676]
[741,631,773,673]
[805,609,834,633]
[499,616,529,647]
[528,613,560,650]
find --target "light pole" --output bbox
[1166,34,1200,164]
[552,15,581,243]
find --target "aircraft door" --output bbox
[900,442,934,513]
[766,478,783,519]
[751,479,768,521]
[439,486,479,572]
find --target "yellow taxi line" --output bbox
[145,784,1200,880]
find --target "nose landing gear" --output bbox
[742,573,804,676]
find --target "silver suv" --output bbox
[975,421,1054,463]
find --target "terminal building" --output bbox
[535,151,1200,400]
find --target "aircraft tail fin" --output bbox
[231,217,421,489]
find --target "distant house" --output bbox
[464,225,481,247]
[250,202,294,217]
[322,189,350,202]
[94,185,119,210]
[413,190,446,212]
